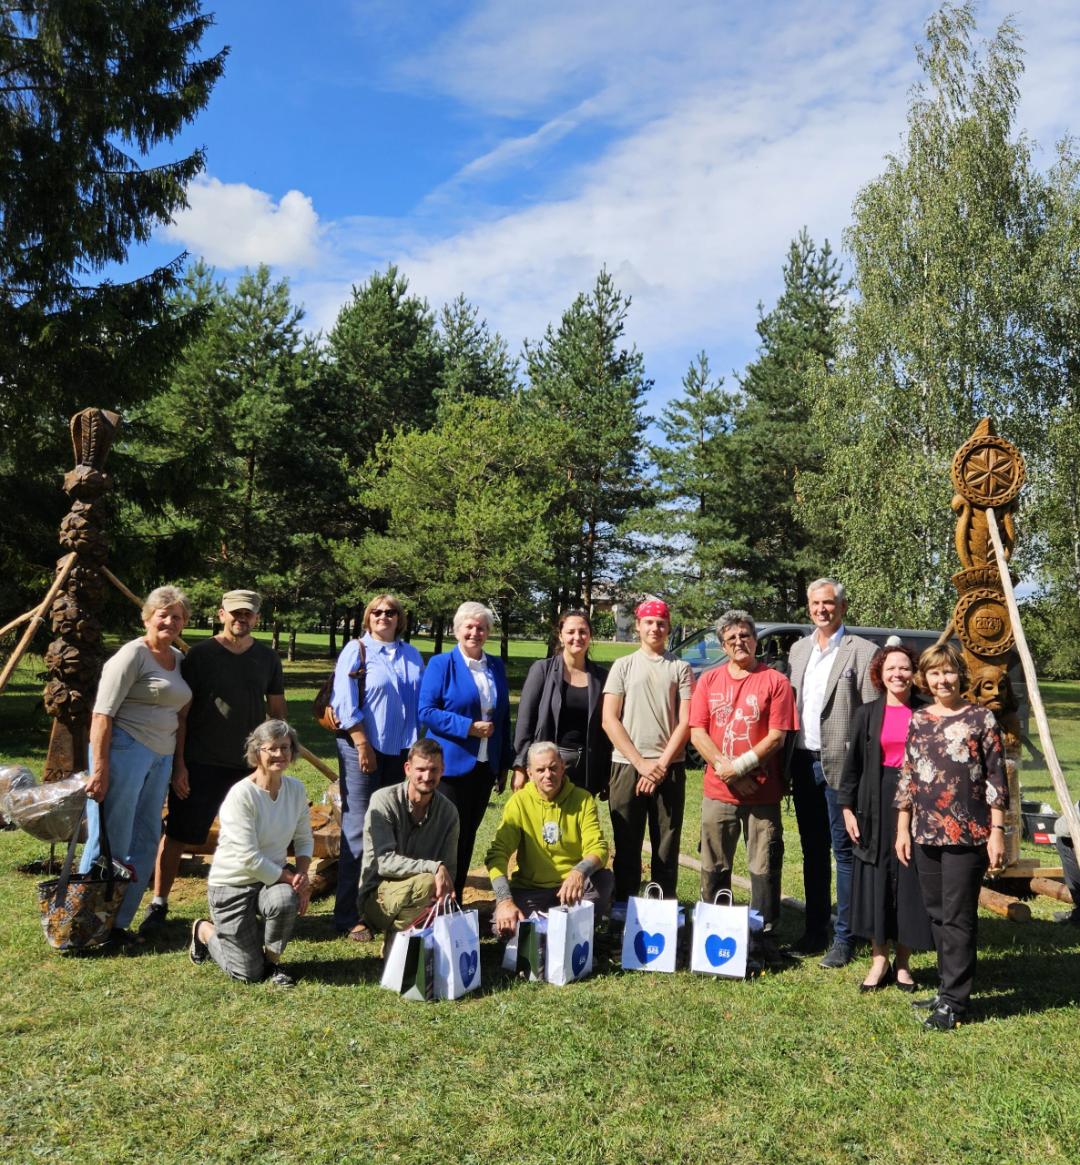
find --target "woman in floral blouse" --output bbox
[895,643,1007,1031]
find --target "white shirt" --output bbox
[461,647,495,763]
[797,626,845,751]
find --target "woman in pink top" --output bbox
[838,643,931,992]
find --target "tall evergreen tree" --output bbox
[0,0,225,615]
[632,353,743,624]
[436,295,518,410]
[813,1,1053,627]
[524,269,650,614]
[733,229,845,617]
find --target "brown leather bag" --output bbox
[313,640,367,731]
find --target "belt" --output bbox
[798,748,822,760]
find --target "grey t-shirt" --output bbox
[93,638,192,756]
[603,650,693,763]
[181,638,285,769]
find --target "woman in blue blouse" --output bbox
[330,593,424,940]
[419,601,512,901]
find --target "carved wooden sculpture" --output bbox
[42,409,121,781]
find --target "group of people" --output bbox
[78,578,1049,1027]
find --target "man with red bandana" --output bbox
[602,599,692,901]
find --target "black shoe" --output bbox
[189,919,209,965]
[265,964,297,987]
[751,934,789,970]
[922,1003,958,1031]
[859,964,894,993]
[911,994,941,1011]
[893,963,917,993]
[819,942,854,969]
[138,901,168,937]
[788,932,828,957]
[108,926,143,949]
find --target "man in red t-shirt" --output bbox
[689,610,797,948]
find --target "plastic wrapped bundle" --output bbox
[3,773,89,843]
[0,765,36,827]
[322,780,342,825]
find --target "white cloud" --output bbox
[165,177,321,269]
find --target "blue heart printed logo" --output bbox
[459,949,478,986]
[571,941,590,977]
[705,934,737,967]
[633,930,665,964]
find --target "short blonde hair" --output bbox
[361,593,406,634]
[453,601,494,635]
[141,585,190,622]
[916,642,968,690]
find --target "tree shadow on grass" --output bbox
[968,917,1080,1019]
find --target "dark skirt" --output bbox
[849,766,934,950]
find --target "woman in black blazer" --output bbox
[838,642,932,993]
[512,610,611,797]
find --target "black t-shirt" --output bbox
[181,639,285,768]
[557,680,590,750]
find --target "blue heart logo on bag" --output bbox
[705,934,737,967]
[633,930,665,964]
[571,941,589,977]
[459,950,478,986]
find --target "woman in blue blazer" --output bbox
[419,601,512,900]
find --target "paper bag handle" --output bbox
[644,881,665,899]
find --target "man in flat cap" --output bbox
[602,599,692,901]
[139,589,287,936]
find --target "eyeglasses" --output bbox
[371,608,398,618]
[259,745,291,756]
[723,633,755,645]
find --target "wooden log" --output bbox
[0,553,77,694]
[309,856,337,899]
[986,508,1080,864]
[979,885,1031,922]
[1030,876,1074,905]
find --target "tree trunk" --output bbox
[272,620,281,653]
[328,603,337,657]
[499,598,510,663]
[351,607,363,639]
[287,628,297,662]
[433,614,445,655]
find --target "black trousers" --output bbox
[438,762,494,901]
[914,843,988,1014]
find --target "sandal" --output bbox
[345,923,376,943]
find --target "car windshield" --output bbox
[669,629,726,671]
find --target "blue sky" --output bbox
[146,0,1080,412]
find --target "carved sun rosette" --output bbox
[952,587,1015,660]
[951,430,1025,508]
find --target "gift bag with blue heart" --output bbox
[433,900,481,1000]
[501,913,547,980]
[690,889,748,979]
[380,908,436,1001]
[621,882,680,973]
[545,900,594,986]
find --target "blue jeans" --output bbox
[79,726,173,930]
[334,737,405,932]
[792,750,854,948]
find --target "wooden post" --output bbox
[0,608,36,639]
[0,553,77,694]
[986,507,1080,862]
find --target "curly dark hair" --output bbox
[868,643,919,692]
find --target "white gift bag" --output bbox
[621,882,679,973]
[545,900,594,986]
[690,890,749,979]
[433,900,481,1000]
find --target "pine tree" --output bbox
[524,269,650,613]
[0,0,225,615]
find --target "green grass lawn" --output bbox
[1,643,1078,1164]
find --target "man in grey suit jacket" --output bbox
[786,578,877,967]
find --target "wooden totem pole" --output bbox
[948,417,1080,885]
[41,408,121,781]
